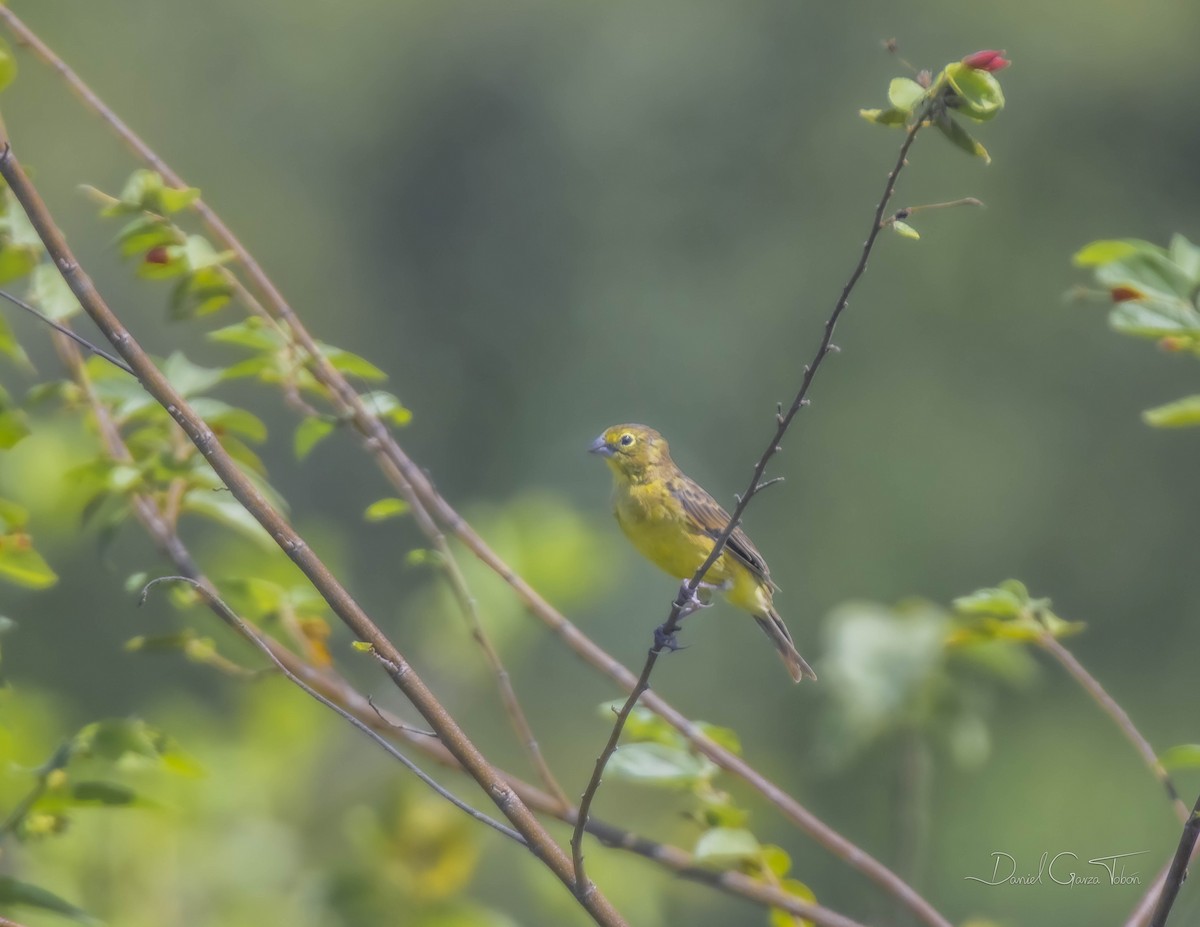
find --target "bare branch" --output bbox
[1147,793,1200,927]
[1038,631,1189,822]
[0,287,133,375]
[140,575,524,843]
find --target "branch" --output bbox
[0,18,949,923]
[1148,792,1200,927]
[140,575,524,843]
[571,110,930,907]
[0,127,626,927]
[47,324,856,927]
[0,5,565,813]
[1037,631,1190,822]
[0,288,133,375]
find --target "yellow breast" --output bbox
[613,479,738,585]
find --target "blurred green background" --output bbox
[2,1,1200,925]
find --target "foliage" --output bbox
[1074,235,1200,427]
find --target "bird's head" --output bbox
[588,424,671,481]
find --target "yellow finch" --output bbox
[589,423,815,682]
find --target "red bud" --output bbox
[961,50,1011,72]
[1159,336,1188,353]
[1110,286,1142,302]
[145,245,171,265]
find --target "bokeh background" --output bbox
[3,1,1200,926]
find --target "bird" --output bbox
[589,423,815,682]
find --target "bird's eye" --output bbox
[619,433,634,447]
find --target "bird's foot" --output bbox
[676,580,722,621]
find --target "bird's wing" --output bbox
[669,476,774,587]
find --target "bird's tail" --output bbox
[754,608,817,683]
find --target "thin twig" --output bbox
[571,111,929,902]
[0,18,951,923]
[0,288,133,374]
[0,5,566,814]
[140,575,524,845]
[1149,792,1200,927]
[0,127,626,927]
[1038,632,1190,822]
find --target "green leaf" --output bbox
[887,77,926,113]
[859,107,907,127]
[935,113,990,163]
[891,220,920,240]
[187,398,268,442]
[0,243,39,284]
[115,215,177,257]
[1160,744,1200,771]
[942,62,1005,121]
[1109,298,1200,338]
[70,780,142,807]
[0,877,98,924]
[0,540,58,589]
[1072,239,1161,268]
[693,827,761,866]
[359,390,412,427]
[1168,234,1200,282]
[209,318,284,352]
[1096,252,1195,302]
[160,352,225,396]
[768,880,818,927]
[597,702,680,747]
[1142,396,1200,428]
[953,586,1024,618]
[320,343,388,382]
[695,721,742,756]
[0,36,18,94]
[364,497,410,522]
[157,184,202,214]
[28,263,82,321]
[294,416,335,460]
[73,718,159,762]
[181,235,234,271]
[760,844,792,878]
[606,742,716,789]
[0,408,30,449]
[181,489,273,547]
[0,312,30,368]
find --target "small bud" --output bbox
[145,245,171,265]
[1110,286,1143,302]
[1158,336,1189,353]
[961,49,1011,72]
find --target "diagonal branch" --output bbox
[0,125,626,927]
[1037,631,1189,823]
[571,111,930,908]
[1147,791,1200,927]
[142,575,525,844]
[0,17,947,923]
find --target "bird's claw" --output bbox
[676,579,723,620]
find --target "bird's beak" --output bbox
[588,434,614,457]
